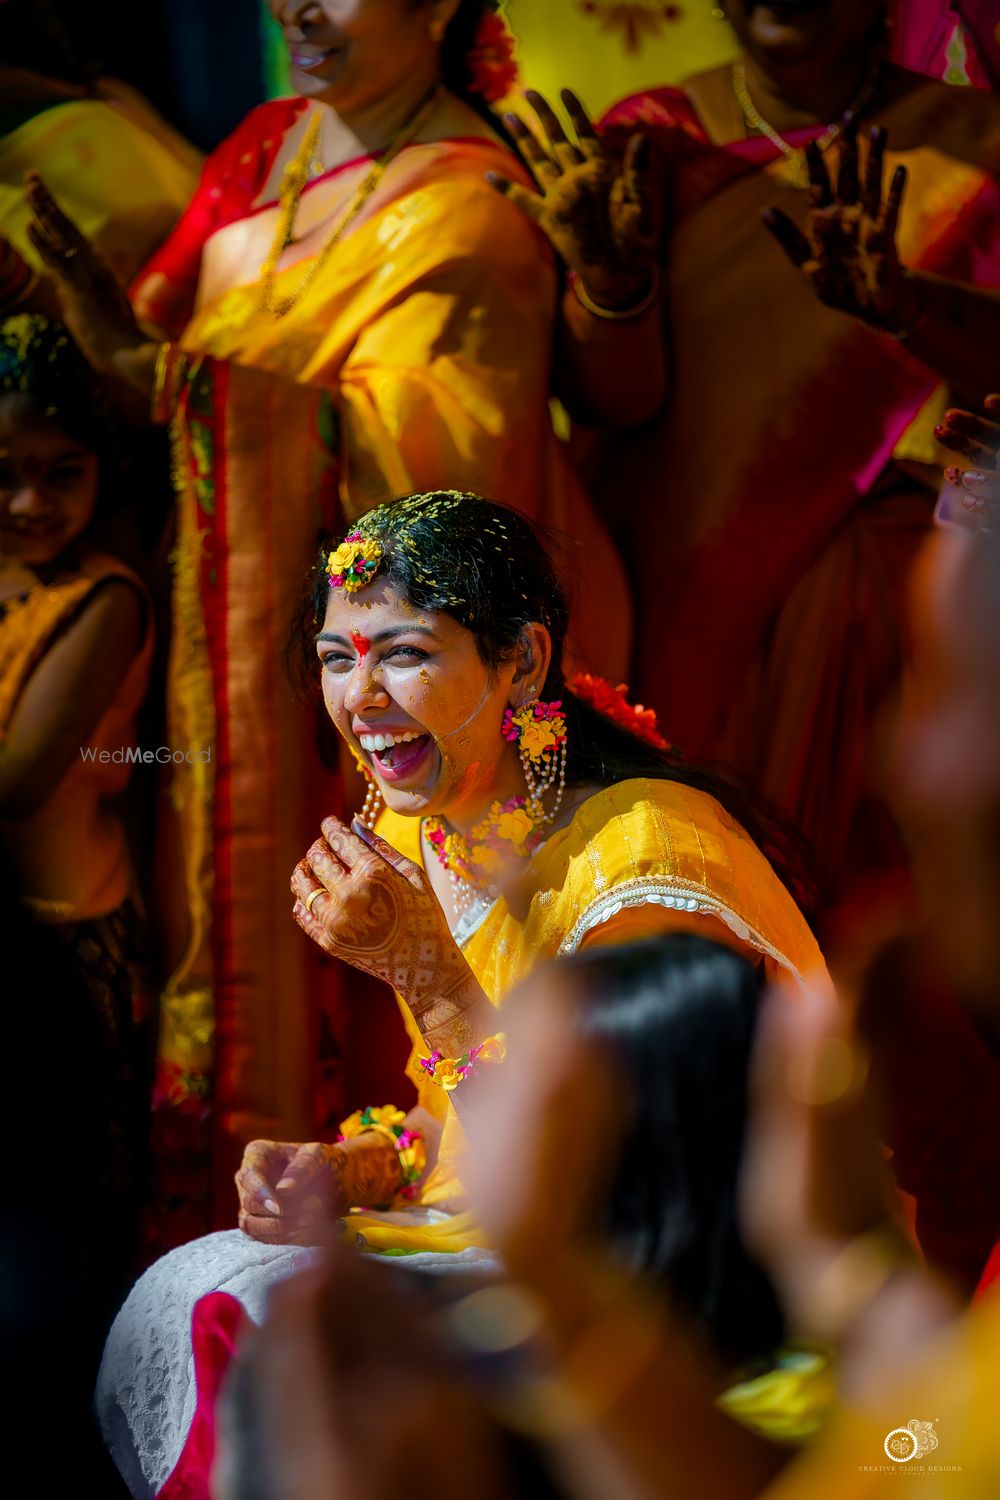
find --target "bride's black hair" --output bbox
[290,491,817,917]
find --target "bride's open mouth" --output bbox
[358,730,433,783]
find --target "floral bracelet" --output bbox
[419,1033,507,1092]
[337,1104,427,1196]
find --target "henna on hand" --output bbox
[236,1139,343,1245]
[762,120,915,335]
[290,815,494,1056]
[337,1133,404,1208]
[23,172,151,383]
[489,88,664,311]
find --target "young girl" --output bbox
[0,313,153,1270]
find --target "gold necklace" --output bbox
[259,86,441,319]
[731,56,881,190]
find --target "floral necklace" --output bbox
[424,702,568,923]
[259,84,441,319]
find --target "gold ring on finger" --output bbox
[305,886,326,916]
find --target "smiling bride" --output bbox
[98,492,825,1496]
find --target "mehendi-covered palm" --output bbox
[291,815,492,1057]
[763,119,919,336]
[489,89,664,311]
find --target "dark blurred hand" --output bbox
[763,120,918,336]
[218,1249,511,1500]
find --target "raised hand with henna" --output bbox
[489,89,664,313]
[291,815,494,1058]
[23,172,157,391]
[762,118,919,336]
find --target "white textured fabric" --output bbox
[96,1227,498,1497]
[96,1231,321,1497]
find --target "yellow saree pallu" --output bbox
[180,135,631,677]
[0,98,197,284]
[151,126,631,1232]
[348,776,825,1256]
[154,356,347,1228]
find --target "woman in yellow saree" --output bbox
[25,2,630,1225]
[96,490,824,1498]
[251,489,824,1254]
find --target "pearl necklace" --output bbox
[731,56,881,189]
[259,85,441,319]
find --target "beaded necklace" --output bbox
[731,56,881,189]
[259,84,441,319]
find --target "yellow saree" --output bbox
[139,103,630,1226]
[351,775,824,1255]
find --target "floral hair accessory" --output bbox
[327,532,383,592]
[568,672,670,751]
[419,1033,507,1091]
[466,12,519,104]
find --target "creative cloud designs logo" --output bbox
[883,1421,939,1463]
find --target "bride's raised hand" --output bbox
[489,89,664,312]
[291,816,492,1055]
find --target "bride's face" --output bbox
[317,578,522,819]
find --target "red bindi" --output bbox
[350,631,372,658]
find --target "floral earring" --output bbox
[501,695,568,825]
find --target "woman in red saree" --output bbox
[26,0,629,1235]
[495,0,1000,919]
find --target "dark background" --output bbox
[64,0,270,151]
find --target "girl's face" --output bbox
[317,578,526,821]
[0,396,98,567]
[267,0,450,114]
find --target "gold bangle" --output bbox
[571,267,661,321]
